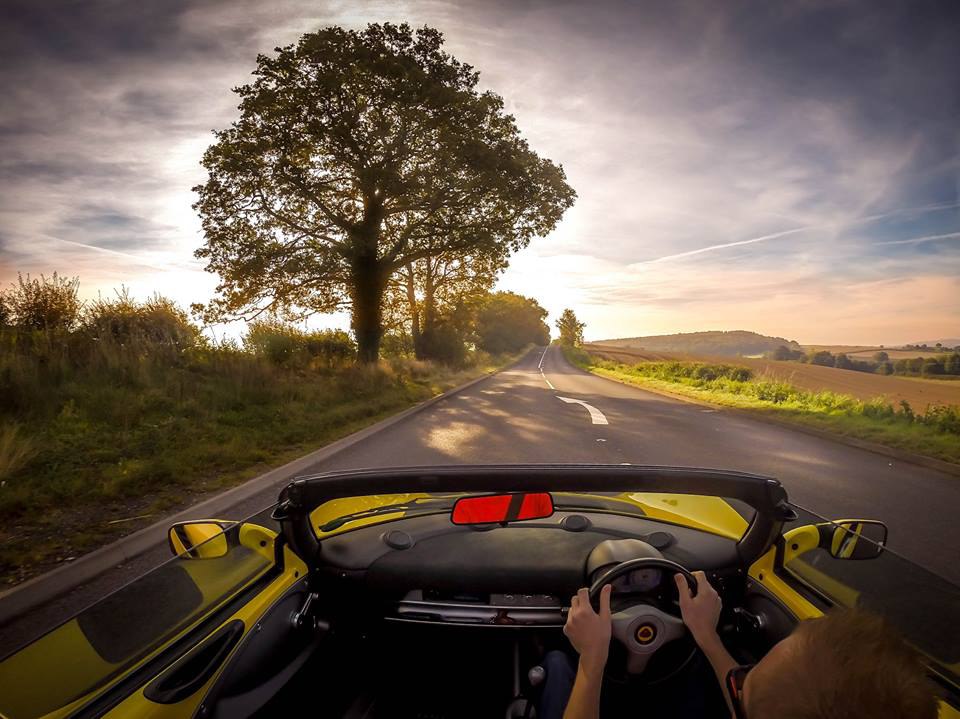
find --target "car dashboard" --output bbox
[314,509,746,628]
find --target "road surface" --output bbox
[3,345,959,651]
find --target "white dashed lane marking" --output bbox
[538,346,555,389]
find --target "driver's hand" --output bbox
[675,571,722,647]
[563,586,612,675]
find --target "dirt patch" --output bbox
[585,343,960,409]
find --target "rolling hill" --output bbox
[597,330,801,357]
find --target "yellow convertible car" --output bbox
[1,465,957,718]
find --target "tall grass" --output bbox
[0,280,516,581]
[0,424,34,483]
[0,328,477,517]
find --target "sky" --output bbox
[0,0,958,345]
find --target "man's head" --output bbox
[743,609,938,719]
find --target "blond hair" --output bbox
[747,609,938,719]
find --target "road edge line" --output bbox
[573,360,960,479]
[0,351,531,626]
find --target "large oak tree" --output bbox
[194,23,576,362]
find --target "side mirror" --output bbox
[168,520,232,558]
[818,520,887,560]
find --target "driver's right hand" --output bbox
[675,571,722,647]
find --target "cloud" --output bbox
[0,0,957,344]
[878,231,960,247]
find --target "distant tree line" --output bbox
[768,345,960,377]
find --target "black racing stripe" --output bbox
[67,566,280,719]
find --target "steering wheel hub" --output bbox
[635,622,656,645]
[588,557,699,679]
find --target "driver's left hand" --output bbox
[564,585,613,675]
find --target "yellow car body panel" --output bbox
[623,492,748,540]
[0,529,305,719]
[748,546,822,621]
[311,493,434,538]
[101,544,307,719]
[308,491,751,542]
[941,704,960,719]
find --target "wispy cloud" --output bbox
[638,201,960,265]
[878,231,960,247]
[640,226,815,265]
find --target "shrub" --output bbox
[920,405,960,434]
[303,329,356,369]
[753,380,794,404]
[860,398,895,420]
[810,350,835,367]
[946,353,960,375]
[474,291,550,353]
[245,320,355,369]
[83,290,199,352]
[385,355,436,380]
[245,319,305,365]
[417,323,468,366]
[0,423,34,482]
[898,400,914,420]
[5,273,82,331]
[922,358,944,376]
[380,332,415,358]
[563,345,593,367]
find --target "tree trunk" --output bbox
[351,256,386,364]
[413,257,438,360]
[404,264,424,359]
[422,256,436,335]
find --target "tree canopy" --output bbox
[555,308,585,346]
[193,23,576,361]
[474,291,549,353]
[387,243,505,360]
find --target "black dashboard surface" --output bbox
[318,511,741,598]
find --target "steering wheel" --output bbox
[588,558,699,677]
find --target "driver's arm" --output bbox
[562,585,612,719]
[675,572,738,718]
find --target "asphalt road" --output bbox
[3,345,959,651]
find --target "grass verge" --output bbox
[0,350,522,586]
[564,347,960,465]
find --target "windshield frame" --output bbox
[275,464,794,567]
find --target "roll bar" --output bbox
[274,464,796,567]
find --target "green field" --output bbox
[565,347,960,465]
